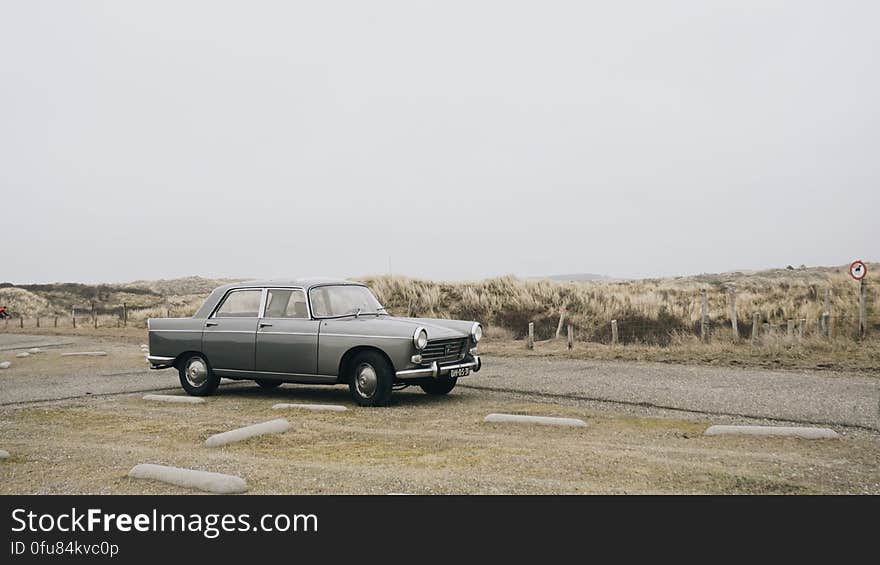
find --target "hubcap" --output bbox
[355,363,378,398]
[185,357,208,387]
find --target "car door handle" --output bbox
[205,322,218,327]
[259,322,273,328]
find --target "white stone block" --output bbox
[128,463,248,494]
[205,418,291,447]
[272,403,347,412]
[143,394,206,404]
[483,413,586,427]
[704,425,839,439]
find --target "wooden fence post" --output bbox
[728,287,739,341]
[798,318,805,339]
[825,288,832,318]
[123,302,128,326]
[700,289,709,343]
[36,316,40,328]
[555,308,566,339]
[567,324,573,350]
[54,316,58,328]
[751,313,760,343]
[858,279,867,338]
[824,289,832,338]
[611,320,619,345]
[527,322,534,349]
[19,317,24,329]
[787,319,794,338]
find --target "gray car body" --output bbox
[147,279,481,384]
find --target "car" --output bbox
[146,279,483,406]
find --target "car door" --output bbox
[255,288,320,377]
[202,288,263,374]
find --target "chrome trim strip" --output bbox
[320,333,410,340]
[258,331,318,336]
[202,330,256,334]
[396,356,480,380]
[213,368,336,379]
[149,329,202,333]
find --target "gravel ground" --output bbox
[0,334,77,352]
[2,386,878,494]
[1,333,878,494]
[466,357,880,431]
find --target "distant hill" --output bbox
[540,273,615,282]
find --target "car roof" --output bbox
[214,278,361,292]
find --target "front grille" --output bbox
[420,338,467,364]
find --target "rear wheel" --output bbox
[348,351,393,407]
[178,354,220,396]
[420,376,457,396]
[255,379,282,389]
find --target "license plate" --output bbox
[449,367,470,378]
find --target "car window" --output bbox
[309,285,382,317]
[264,289,308,319]
[214,289,262,318]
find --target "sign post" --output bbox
[850,261,867,338]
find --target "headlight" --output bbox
[471,322,483,343]
[413,327,428,350]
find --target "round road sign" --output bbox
[849,260,867,281]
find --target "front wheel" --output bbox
[420,376,457,395]
[348,351,394,407]
[178,354,220,396]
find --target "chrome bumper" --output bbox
[395,355,481,380]
[147,355,175,369]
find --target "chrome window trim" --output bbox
[261,287,312,320]
[209,288,266,320]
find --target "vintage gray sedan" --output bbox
[146,279,482,406]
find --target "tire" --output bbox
[255,379,282,389]
[348,351,394,407]
[178,353,220,396]
[420,376,457,396]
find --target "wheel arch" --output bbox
[337,346,395,383]
[173,350,209,370]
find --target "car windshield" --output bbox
[309,285,385,318]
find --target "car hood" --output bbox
[322,316,471,341]
[386,317,470,340]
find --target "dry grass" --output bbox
[363,263,878,342]
[2,264,875,349]
[480,334,880,373]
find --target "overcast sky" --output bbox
[1,1,877,284]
